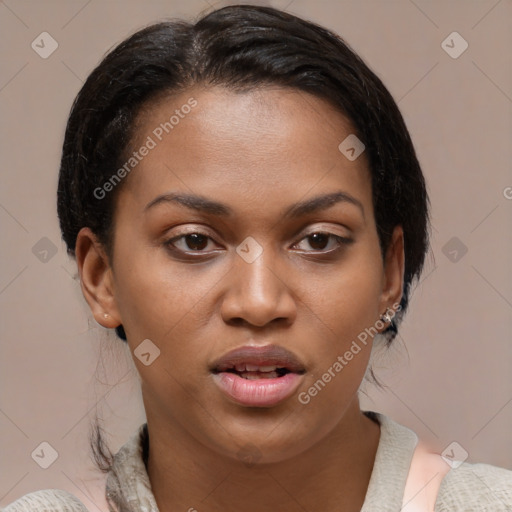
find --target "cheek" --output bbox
[297,242,384,393]
[301,248,384,344]
[112,248,218,410]
[111,242,222,347]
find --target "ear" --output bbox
[75,227,121,329]
[379,225,405,314]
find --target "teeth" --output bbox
[234,364,279,372]
[247,364,278,372]
[244,374,262,380]
[240,371,279,379]
[259,365,278,372]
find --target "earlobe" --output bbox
[380,225,405,312]
[75,227,121,329]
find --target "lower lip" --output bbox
[212,372,303,407]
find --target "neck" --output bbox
[146,399,380,512]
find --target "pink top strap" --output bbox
[401,441,451,512]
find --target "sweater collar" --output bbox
[105,423,158,512]
[105,412,418,512]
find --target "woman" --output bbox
[4,4,511,512]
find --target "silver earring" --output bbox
[380,308,393,323]
[104,313,109,319]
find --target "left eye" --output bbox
[293,232,349,252]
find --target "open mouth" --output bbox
[211,364,305,407]
[219,364,293,380]
[210,345,306,406]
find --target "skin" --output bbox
[76,86,404,512]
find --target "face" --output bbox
[78,86,403,464]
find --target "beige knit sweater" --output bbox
[3,412,511,511]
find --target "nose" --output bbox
[220,248,297,328]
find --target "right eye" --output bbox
[165,232,218,253]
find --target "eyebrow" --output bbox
[144,190,365,220]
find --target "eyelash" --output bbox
[164,230,353,257]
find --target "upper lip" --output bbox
[211,344,306,373]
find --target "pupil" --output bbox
[186,233,208,250]
[309,233,328,250]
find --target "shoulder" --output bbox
[367,412,512,511]
[435,461,512,511]
[1,489,89,512]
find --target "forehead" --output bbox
[120,86,372,216]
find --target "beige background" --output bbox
[1,0,511,510]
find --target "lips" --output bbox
[210,345,306,407]
[210,345,306,376]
